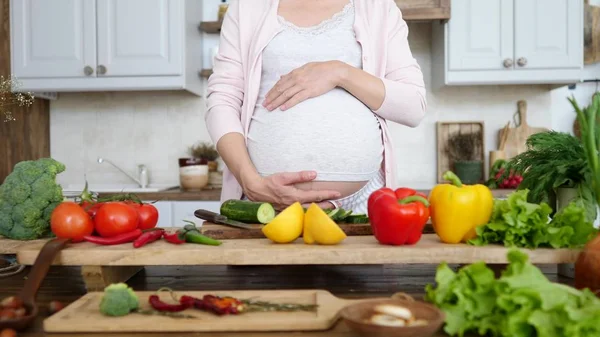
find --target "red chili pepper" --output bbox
[83,229,143,245]
[133,229,165,248]
[163,232,186,245]
[148,294,195,312]
[194,295,244,315]
[367,187,430,246]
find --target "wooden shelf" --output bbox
[15,234,580,266]
[199,69,213,79]
[198,21,222,34]
[395,0,450,22]
[197,0,451,35]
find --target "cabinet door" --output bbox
[141,201,173,228]
[514,0,583,70]
[96,0,183,77]
[448,0,514,71]
[11,0,96,78]
[172,202,221,227]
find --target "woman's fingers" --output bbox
[264,75,294,107]
[276,171,318,185]
[296,189,342,205]
[280,90,311,111]
[302,202,335,209]
[265,85,304,111]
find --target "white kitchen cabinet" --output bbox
[447,0,513,71]
[10,0,96,79]
[172,201,221,227]
[432,0,584,86]
[10,0,203,95]
[143,201,173,228]
[96,0,183,77]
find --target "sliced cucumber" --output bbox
[220,200,276,224]
[344,214,369,224]
[336,209,353,221]
[327,208,343,220]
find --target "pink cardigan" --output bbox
[206,0,427,203]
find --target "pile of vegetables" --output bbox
[49,183,161,245]
[0,158,66,240]
[220,199,369,225]
[51,191,221,247]
[499,130,596,222]
[425,249,600,337]
[98,283,318,319]
[570,93,600,297]
[469,189,598,249]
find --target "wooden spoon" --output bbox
[0,238,70,331]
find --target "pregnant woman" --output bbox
[206,0,427,213]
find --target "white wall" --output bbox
[49,3,592,189]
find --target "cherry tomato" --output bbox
[136,203,159,230]
[50,202,94,242]
[94,202,139,238]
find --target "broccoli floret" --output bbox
[0,158,66,240]
[1,178,31,205]
[99,283,139,317]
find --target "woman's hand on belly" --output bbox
[243,170,342,211]
[262,60,345,111]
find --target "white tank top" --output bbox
[247,0,384,182]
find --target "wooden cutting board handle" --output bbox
[515,100,529,129]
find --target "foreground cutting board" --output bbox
[201,221,374,239]
[499,100,548,159]
[44,289,377,333]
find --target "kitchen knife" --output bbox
[194,209,253,230]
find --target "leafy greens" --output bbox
[469,189,597,249]
[425,250,600,337]
[499,131,596,222]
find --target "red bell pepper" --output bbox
[367,187,430,245]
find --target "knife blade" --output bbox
[193,209,253,230]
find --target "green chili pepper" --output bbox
[185,231,222,246]
[179,221,222,246]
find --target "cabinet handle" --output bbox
[97,65,107,75]
[517,57,528,67]
[503,58,513,68]
[83,66,94,76]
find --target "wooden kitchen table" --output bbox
[1,263,572,337]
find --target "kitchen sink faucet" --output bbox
[97,157,149,188]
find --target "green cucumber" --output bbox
[336,209,353,221]
[344,214,369,224]
[327,208,343,220]
[220,200,276,224]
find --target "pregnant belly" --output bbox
[247,89,384,198]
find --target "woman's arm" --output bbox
[366,3,427,127]
[206,1,341,208]
[263,2,426,128]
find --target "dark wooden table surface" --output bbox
[0,263,572,337]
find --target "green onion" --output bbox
[569,93,600,209]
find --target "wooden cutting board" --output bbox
[498,100,548,159]
[200,222,373,239]
[44,289,382,333]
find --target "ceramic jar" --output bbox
[178,158,209,190]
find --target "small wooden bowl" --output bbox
[339,294,445,337]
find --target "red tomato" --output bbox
[94,202,139,238]
[50,202,94,242]
[79,201,104,218]
[137,203,159,230]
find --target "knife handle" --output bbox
[194,209,224,222]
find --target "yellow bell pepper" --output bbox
[429,171,494,244]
